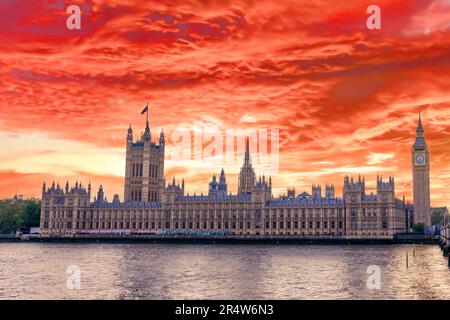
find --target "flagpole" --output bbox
[146,102,149,126]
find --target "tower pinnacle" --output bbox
[238,137,256,194]
[141,102,151,141]
[416,112,424,136]
[244,137,251,166]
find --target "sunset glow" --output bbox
[0,0,449,206]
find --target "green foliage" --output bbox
[412,222,425,234]
[23,200,41,227]
[431,209,449,225]
[0,199,41,234]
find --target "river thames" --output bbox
[0,243,449,300]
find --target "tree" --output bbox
[432,209,449,226]
[23,200,41,227]
[0,199,41,234]
[0,202,22,233]
[412,223,425,234]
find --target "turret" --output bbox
[163,177,184,203]
[312,184,321,198]
[218,169,227,195]
[377,175,395,203]
[159,129,165,147]
[376,175,395,191]
[287,188,295,198]
[97,185,104,202]
[325,184,335,199]
[219,168,226,183]
[127,124,133,142]
[209,174,218,196]
[252,175,272,202]
[209,170,228,197]
[344,175,366,202]
[344,175,366,192]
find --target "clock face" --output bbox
[415,154,425,165]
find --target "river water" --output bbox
[0,243,449,300]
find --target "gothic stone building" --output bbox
[40,114,431,238]
[412,113,431,226]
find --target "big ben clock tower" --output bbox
[412,113,431,227]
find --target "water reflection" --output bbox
[0,243,448,300]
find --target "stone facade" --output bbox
[238,137,256,195]
[40,115,434,239]
[124,116,165,203]
[412,113,431,227]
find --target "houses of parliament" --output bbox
[39,111,432,239]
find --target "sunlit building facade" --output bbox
[40,116,432,239]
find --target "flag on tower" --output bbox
[141,103,149,114]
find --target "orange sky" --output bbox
[0,0,449,206]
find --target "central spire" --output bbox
[238,137,256,194]
[244,137,251,166]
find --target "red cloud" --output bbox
[0,0,449,205]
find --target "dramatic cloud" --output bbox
[0,0,449,206]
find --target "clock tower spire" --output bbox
[412,112,431,228]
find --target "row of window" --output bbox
[130,190,159,201]
[49,210,345,219]
[43,221,71,229]
[48,211,391,222]
[351,221,388,229]
[45,220,347,230]
[131,190,142,201]
[46,208,392,221]
[44,198,88,207]
[131,163,143,177]
[131,163,159,178]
